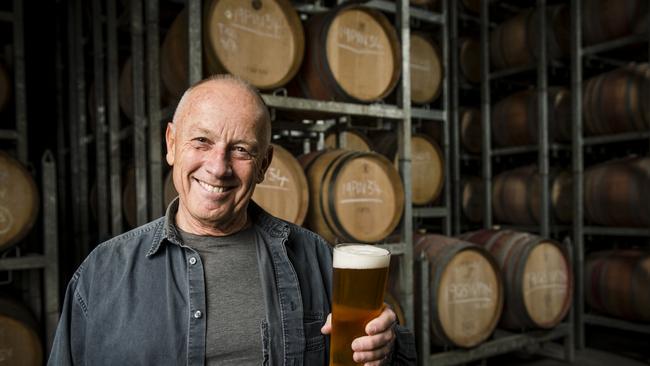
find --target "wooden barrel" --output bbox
[251,144,309,225]
[410,33,443,104]
[0,298,42,365]
[324,129,372,151]
[584,156,650,227]
[302,149,404,244]
[0,152,39,251]
[490,5,569,70]
[414,234,503,348]
[585,249,650,322]
[582,0,649,45]
[160,9,189,100]
[292,5,401,102]
[492,87,571,147]
[583,63,650,136]
[115,56,175,122]
[460,229,573,330]
[161,1,304,97]
[462,176,484,223]
[493,165,573,225]
[0,63,10,112]
[460,108,481,154]
[203,0,304,90]
[373,133,444,205]
[385,291,406,326]
[459,37,481,84]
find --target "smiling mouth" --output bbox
[195,178,232,194]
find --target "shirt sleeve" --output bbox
[389,324,417,365]
[47,266,87,366]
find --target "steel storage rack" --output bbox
[417,1,575,365]
[0,0,60,353]
[570,0,650,350]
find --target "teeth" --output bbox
[197,180,226,193]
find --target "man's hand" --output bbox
[321,305,397,366]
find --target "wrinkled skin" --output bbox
[165,79,273,236]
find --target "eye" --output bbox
[193,137,208,143]
[231,145,253,160]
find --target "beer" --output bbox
[331,244,390,366]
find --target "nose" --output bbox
[204,147,232,177]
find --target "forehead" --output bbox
[176,81,266,138]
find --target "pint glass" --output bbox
[330,244,391,366]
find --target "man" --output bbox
[48,75,416,365]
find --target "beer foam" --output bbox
[333,244,390,269]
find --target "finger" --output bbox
[352,343,392,364]
[320,313,332,335]
[351,329,395,352]
[365,306,397,335]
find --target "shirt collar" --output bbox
[147,198,290,257]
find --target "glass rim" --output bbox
[333,243,391,257]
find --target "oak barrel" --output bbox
[324,129,372,152]
[460,230,573,329]
[251,144,309,225]
[584,156,650,227]
[585,249,650,322]
[0,63,10,112]
[492,165,573,225]
[460,108,481,154]
[292,5,401,102]
[373,133,444,205]
[385,291,406,326]
[161,1,305,98]
[490,5,569,70]
[462,176,484,224]
[459,37,481,84]
[583,63,650,136]
[203,0,304,90]
[0,152,39,251]
[410,33,443,104]
[0,298,42,366]
[492,87,571,147]
[582,0,649,45]
[301,149,404,244]
[414,234,503,348]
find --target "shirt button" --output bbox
[193,310,202,319]
[189,257,197,265]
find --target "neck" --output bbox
[174,206,250,237]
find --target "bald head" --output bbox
[172,75,272,151]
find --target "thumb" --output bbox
[321,313,332,335]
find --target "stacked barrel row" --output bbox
[113,0,445,122]
[461,155,649,228]
[161,127,444,244]
[0,153,44,366]
[413,230,572,348]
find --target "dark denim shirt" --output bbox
[48,201,416,365]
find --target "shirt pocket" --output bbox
[303,311,326,365]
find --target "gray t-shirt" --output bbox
[179,226,265,365]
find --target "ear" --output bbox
[256,145,274,184]
[165,122,176,166]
